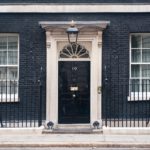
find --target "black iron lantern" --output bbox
[66,20,79,44]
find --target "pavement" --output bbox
[0,133,150,148]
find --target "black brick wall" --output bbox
[0,13,150,123]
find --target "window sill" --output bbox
[128,92,150,101]
[0,94,19,103]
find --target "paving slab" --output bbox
[0,134,149,148]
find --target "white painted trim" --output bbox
[58,58,90,61]
[39,21,110,33]
[128,92,150,101]
[0,94,19,103]
[0,4,150,13]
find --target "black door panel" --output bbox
[58,61,90,124]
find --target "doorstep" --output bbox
[42,124,102,134]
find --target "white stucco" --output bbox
[0,4,150,13]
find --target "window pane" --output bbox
[0,35,18,97]
[142,79,150,92]
[142,35,150,48]
[130,79,140,92]
[8,51,18,65]
[142,49,150,62]
[131,65,140,77]
[0,37,7,51]
[7,67,18,80]
[131,49,141,62]
[0,51,7,65]
[0,81,7,94]
[0,67,7,80]
[131,35,141,48]
[8,36,18,51]
[142,64,150,77]
[7,81,18,94]
[0,81,18,94]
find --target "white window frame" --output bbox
[0,33,19,102]
[129,33,150,101]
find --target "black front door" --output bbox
[58,61,90,124]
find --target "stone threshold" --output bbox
[43,124,102,134]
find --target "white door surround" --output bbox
[39,21,109,128]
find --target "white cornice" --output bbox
[0,4,150,13]
[39,21,110,32]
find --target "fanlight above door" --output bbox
[59,43,90,59]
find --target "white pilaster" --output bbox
[46,31,51,122]
[46,31,58,125]
[97,31,103,126]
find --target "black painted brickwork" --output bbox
[0,13,150,122]
[0,0,149,3]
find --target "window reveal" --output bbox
[130,34,150,100]
[0,34,19,102]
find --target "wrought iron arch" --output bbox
[59,43,90,59]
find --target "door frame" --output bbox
[40,21,109,128]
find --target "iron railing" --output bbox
[0,81,44,128]
[102,83,150,127]
[0,81,149,128]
